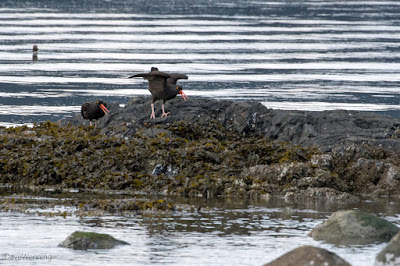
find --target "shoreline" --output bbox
[1,96,400,266]
[2,99,400,129]
[1,96,400,202]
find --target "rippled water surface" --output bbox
[1,190,400,266]
[1,1,400,264]
[1,0,400,126]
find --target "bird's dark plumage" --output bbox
[167,73,189,86]
[129,67,188,119]
[81,100,109,127]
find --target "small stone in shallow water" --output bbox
[264,245,350,266]
[309,210,399,245]
[58,231,129,250]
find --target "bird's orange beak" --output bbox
[179,90,187,102]
[100,104,109,116]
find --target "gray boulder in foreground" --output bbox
[264,245,350,266]
[376,232,400,266]
[58,231,129,250]
[309,210,399,245]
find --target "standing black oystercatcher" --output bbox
[81,100,109,128]
[129,67,188,119]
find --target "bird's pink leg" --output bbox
[94,120,98,128]
[161,104,170,117]
[150,103,156,119]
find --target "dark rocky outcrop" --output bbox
[59,96,400,152]
[376,231,400,266]
[309,210,399,245]
[58,231,129,250]
[264,245,350,266]
[1,97,400,201]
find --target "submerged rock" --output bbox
[58,231,129,250]
[264,245,350,266]
[376,232,400,266]
[309,210,399,245]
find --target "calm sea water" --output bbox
[0,191,399,266]
[1,1,400,265]
[1,0,400,126]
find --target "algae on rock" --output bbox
[309,210,399,245]
[58,231,129,250]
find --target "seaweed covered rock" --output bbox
[264,246,350,266]
[376,232,400,266]
[328,144,400,197]
[1,120,400,200]
[58,231,129,250]
[0,121,319,198]
[309,210,399,245]
[59,96,400,151]
[60,96,268,138]
[284,188,359,203]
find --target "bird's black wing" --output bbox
[150,71,171,79]
[128,72,149,79]
[81,102,89,119]
[167,73,188,85]
[129,71,170,80]
[129,71,171,94]
[146,71,171,93]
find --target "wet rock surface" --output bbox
[309,210,399,245]
[59,96,400,151]
[1,97,400,201]
[58,231,129,250]
[264,245,351,266]
[376,231,400,266]
[0,191,176,217]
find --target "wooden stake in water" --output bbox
[33,45,38,61]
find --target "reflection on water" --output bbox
[0,189,399,265]
[1,0,400,126]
